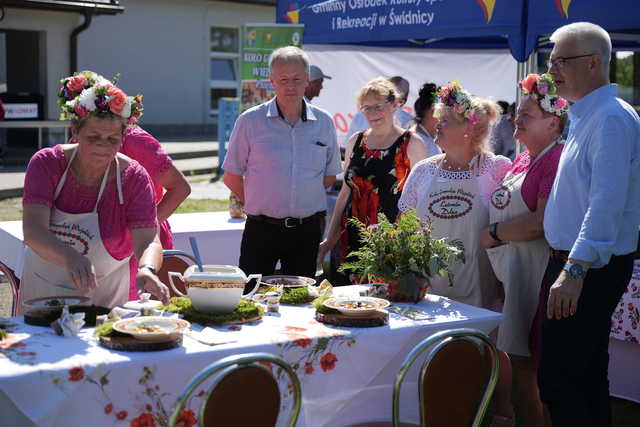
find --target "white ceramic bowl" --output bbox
[113,316,190,341]
[323,296,390,317]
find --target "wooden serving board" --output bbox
[315,310,389,328]
[98,334,183,352]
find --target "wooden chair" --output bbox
[169,352,302,427]
[0,261,21,316]
[352,328,500,427]
[159,250,198,298]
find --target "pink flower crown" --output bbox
[519,73,568,117]
[435,80,482,125]
[57,71,144,125]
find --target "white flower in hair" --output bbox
[78,88,97,111]
[540,96,552,113]
[121,97,132,118]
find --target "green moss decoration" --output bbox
[93,321,126,338]
[159,297,264,325]
[0,327,7,340]
[312,296,340,315]
[259,286,315,305]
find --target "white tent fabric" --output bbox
[306,44,518,146]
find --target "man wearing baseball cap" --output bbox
[305,65,331,102]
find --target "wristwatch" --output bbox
[139,264,157,275]
[563,262,585,279]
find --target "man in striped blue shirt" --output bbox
[540,22,640,427]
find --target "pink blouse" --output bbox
[119,127,174,249]
[23,145,158,289]
[509,143,563,212]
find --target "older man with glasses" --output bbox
[223,46,342,287]
[539,22,640,427]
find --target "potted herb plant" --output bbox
[339,210,465,303]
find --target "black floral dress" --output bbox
[339,130,412,265]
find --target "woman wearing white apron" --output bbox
[20,81,169,309]
[399,81,511,309]
[481,74,568,427]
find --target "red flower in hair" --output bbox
[520,74,540,94]
[66,75,88,93]
[106,86,127,114]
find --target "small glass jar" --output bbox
[229,193,246,219]
[265,291,280,313]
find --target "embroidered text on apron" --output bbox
[486,142,556,356]
[20,146,131,309]
[426,158,498,309]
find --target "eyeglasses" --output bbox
[360,101,390,115]
[547,54,593,70]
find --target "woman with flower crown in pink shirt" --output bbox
[480,73,567,427]
[21,76,171,308]
[58,72,191,300]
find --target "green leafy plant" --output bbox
[339,210,465,296]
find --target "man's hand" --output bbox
[547,270,584,320]
[136,268,171,305]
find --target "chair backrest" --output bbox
[169,352,302,427]
[392,328,499,427]
[0,261,21,316]
[160,250,197,298]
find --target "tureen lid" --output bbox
[183,265,250,283]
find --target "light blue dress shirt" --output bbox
[223,97,342,219]
[544,84,640,267]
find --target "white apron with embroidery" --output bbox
[426,160,497,309]
[20,147,130,308]
[486,143,555,356]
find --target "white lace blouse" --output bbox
[398,153,512,221]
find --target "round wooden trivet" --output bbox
[99,334,182,352]
[219,315,262,325]
[315,310,389,328]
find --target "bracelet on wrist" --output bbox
[489,223,502,243]
[138,264,157,275]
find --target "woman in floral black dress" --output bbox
[318,77,427,282]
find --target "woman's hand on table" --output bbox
[64,251,98,292]
[136,268,171,305]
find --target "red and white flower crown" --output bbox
[519,73,568,117]
[57,71,143,125]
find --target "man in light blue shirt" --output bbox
[540,22,640,427]
[223,46,342,283]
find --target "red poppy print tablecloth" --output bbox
[611,260,640,343]
[0,290,502,427]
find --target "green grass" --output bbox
[0,197,22,221]
[174,198,228,214]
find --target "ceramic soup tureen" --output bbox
[168,265,261,313]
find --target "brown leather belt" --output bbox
[247,211,325,228]
[550,249,570,261]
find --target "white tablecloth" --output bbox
[0,292,502,427]
[0,212,246,278]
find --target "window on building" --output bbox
[210,27,239,118]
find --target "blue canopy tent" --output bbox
[276,0,529,61]
[525,0,640,58]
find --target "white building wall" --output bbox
[0,8,80,120]
[79,0,274,129]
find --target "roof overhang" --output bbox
[0,0,124,15]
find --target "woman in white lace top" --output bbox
[398,81,512,309]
